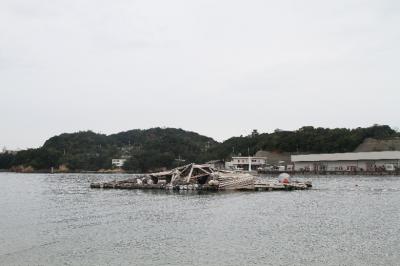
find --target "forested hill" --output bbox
[0,125,398,172]
[207,125,399,159]
[1,128,217,172]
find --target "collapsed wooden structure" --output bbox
[90,163,312,191]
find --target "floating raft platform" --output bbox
[90,163,312,192]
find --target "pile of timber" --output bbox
[214,172,255,190]
[90,163,312,192]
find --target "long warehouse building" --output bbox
[291,151,400,172]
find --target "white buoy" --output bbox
[278,173,291,183]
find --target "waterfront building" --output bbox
[226,156,267,171]
[255,150,291,166]
[206,160,225,170]
[291,151,400,172]
[111,159,127,168]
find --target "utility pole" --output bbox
[248,147,251,172]
[175,154,185,166]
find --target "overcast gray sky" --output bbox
[1,0,399,149]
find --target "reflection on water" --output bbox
[0,173,399,265]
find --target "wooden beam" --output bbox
[186,164,194,183]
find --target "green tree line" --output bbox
[0,125,398,172]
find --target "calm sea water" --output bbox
[0,173,399,266]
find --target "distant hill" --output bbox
[1,128,217,172]
[354,137,400,152]
[0,125,398,172]
[206,125,399,159]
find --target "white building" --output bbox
[111,159,127,168]
[227,156,267,171]
[291,151,400,172]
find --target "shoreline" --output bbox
[1,169,400,176]
[259,170,400,176]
